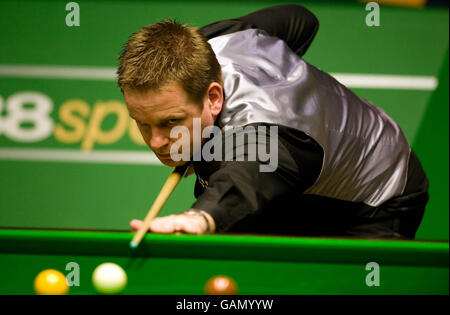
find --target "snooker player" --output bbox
[118,5,429,239]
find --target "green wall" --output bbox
[413,48,449,240]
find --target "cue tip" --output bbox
[129,241,138,249]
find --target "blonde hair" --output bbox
[117,19,223,105]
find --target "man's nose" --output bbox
[149,128,169,151]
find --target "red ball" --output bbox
[204,275,238,295]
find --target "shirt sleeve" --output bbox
[199,5,319,57]
[191,125,323,232]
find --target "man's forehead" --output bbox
[124,83,183,99]
[124,87,190,120]
[125,88,175,106]
[125,87,177,106]
[127,102,185,120]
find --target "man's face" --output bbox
[124,82,222,167]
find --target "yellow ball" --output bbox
[34,269,69,295]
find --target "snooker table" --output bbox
[0,228,448,295]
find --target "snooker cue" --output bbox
[130,163,190,249]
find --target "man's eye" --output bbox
[167,119,180,125]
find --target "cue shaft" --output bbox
[130,164,189,249]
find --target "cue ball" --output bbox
[92,263,127,294]
[34,269,69,295]
[204,275,238,295]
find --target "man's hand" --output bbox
[130,210,216,235]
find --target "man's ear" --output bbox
[207,82,223,117]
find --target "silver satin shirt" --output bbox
[208,29,411,207]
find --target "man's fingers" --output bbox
[150,215,205,234]
[130,216,177,233]
[130,214,206,234]
[130,219,143,231]
[180,215,204,234]
[149,215,177,234]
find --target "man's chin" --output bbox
[159,159,188,167]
